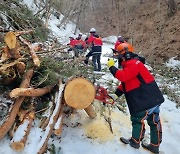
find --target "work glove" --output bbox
[107,59,115,68]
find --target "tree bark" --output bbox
[9,86,54,98]
[84,104,97,119]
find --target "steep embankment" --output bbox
[80,0,180,64]
[130,1,180,64]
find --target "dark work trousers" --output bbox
[92,54,101,71]
[130,105,162,146]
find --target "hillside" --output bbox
[74,0,180,64]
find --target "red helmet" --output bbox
[117,42,134,54]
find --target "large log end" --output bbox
[64,78,95,109]
[4,32,16,49]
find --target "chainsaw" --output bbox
[95,84,115,105]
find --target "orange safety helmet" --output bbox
[117,42,134,54]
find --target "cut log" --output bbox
[4,31,16,49]
[64,77,95,109]
[34,81,65,154]
[9,86,54,98]
[84,104,97,119]
[10,111,35,152]
[19,36,40,66]
[0,69,33,140]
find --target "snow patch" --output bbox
[166,57,180,68]
[11,120,29,143]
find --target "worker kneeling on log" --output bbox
[107,42,164,154]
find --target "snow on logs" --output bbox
[54,99,65,136]
[34,81,65,154]
[64,77,97,118]
[10,111,35,152]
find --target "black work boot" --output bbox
[120,137,140,149]
[141,142,159,154]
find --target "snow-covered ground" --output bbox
[0,1,180,153]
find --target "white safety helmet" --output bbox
[90,28,96,33]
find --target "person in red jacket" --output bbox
[73,33,86,57]
[113,36,127,68]
[114,36,125,50]
[85,34,103,71]
[107,43,164,154]
[86,28,96,46]
[67,37,75,52]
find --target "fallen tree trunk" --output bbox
[34,81,65,154]
[9,86,54,98]
[10,111,35,152]
[19,36,40,66]
[64,77,95,109]
[0,69,33,140]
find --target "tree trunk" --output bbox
[64,77,95,109]
[84,104,97,119]
[9,86,54,98]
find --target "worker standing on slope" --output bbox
[107,42,164,154]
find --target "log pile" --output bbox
[0,30,97,153]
